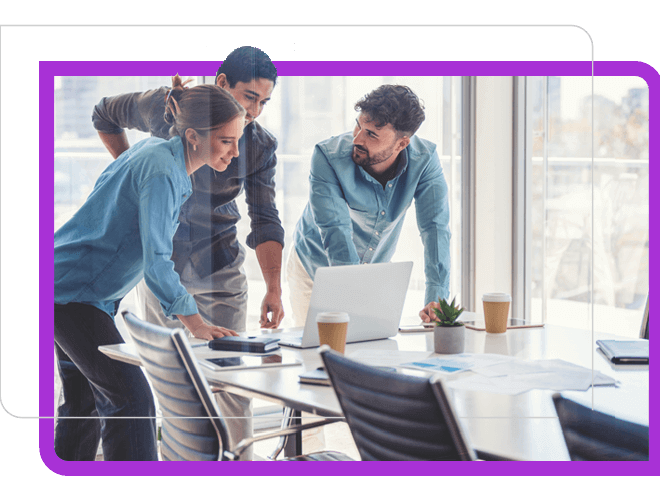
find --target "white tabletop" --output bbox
[100,321,649,461]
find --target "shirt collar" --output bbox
[392,147,409,179]
[372,147,410,183]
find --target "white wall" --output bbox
[474,76,514,307]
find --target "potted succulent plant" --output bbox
[432,296,466,354]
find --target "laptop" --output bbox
[262,261,413,348]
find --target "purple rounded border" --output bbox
[39,60,657,476]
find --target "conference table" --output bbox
[99,316,649,461]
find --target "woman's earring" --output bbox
[193,145,197,151]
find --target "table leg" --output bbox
[284,409,302,457]
[268,407,302,459]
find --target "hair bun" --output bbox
[163,86,185,125]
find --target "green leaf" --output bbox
[440,300,451,318]
[433,296,465,326]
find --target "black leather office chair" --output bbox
[122,311,352,461]
[552,394,649,461]
[320,345,501,461]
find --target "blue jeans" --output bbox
[54,303,157,461]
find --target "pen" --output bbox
[191,342,209,349]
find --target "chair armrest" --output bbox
[223,418,338,460]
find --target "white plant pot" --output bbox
[433,324,465,354]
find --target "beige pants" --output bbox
[286,247,315,328]
[284,247,328,452]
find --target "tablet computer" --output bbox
[399,318,544,333]
[463,318,545,331]
[596,340,649,364]
[198,353,301,372]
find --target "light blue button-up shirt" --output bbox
[293,132,451,306]
[55,136,198,319]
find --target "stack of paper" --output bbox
[398,353,617,396]
[400,353,512,375]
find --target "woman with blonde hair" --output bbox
[54,80,245,460]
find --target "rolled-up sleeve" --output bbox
[138,174,198,319]
[245,139,285,249]
[309,146,360,266]
[414,153,451,305]
[92,88,168,137]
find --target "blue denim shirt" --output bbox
[92,87,284,278]
[293,132,451,305]
[54,136,198,319]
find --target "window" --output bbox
[526,76,649,337]
[54,76,170,230]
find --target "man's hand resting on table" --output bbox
[419,301,441,323]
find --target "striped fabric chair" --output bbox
[122,311,352,461]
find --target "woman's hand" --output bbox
[191,323,238,340]
[177,312,238,340]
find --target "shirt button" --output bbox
[369,247,373,251]
[375,231,379,235]
[388,183,393,188]
[381,211,385,215]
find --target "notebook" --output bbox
[596,339,649,364]
[208,336,280,353]
[262,261,413,349]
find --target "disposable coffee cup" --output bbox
[482,293,511,334]
[316,312,350,354]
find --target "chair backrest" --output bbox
[320,346,476,461]
[640,295,649,339]
[121,311,230,461]
[552,394,649,461]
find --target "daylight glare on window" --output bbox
[529,76,649,337]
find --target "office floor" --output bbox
[251,401,360,460]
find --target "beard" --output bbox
[352,145,395,167]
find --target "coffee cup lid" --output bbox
[482,293,511,302]
[316,311,350,323]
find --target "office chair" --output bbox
[552,394,649,461]
[640,295,649,339]
[319,345,508,461]
[121,311,352,461]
